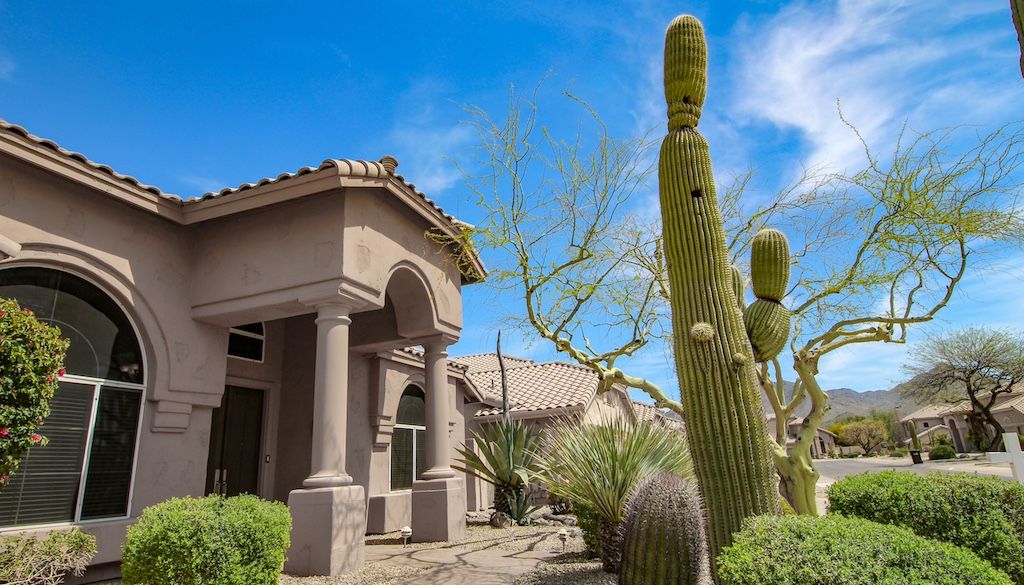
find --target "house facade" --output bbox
[0,119,489,580]
[765,415,837,459]
[901,392,1024,453]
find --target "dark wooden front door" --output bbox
[205,386,264,497]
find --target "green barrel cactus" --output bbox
[657,14,780,559]
[743,228,792,362]
[620,472,712,585]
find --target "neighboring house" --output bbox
[632,399,687,432]
[900,391,1024,453]
[451,353,641,511]
[0,119,489,580]
[765,415,837,459]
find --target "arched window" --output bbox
[0,267,145,527]
[390,385,426,490]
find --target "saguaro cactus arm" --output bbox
[658,14,780,560]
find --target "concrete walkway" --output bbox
[364,531,562,585]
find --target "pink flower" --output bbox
[22,307,31,314]
[35,417,42,424]
[30,434,41,444]
[0,474,8,483]
[0,310,5,317]
[0,428,8,438]
[58,368,66,377]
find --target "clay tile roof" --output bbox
[0,118,177,200]
[0,118,466,231]
[449,352,535,373]
[632,400,686,431]
[470,361,598,417]
[899,402,957,423]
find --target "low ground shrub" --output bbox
[0,527,96,585]
[888,447,909,457]
[717,514,1012,584]
[929,444,956,460]
[122,494,291,585]
[828,471,1024,583]
[571,500,600,559]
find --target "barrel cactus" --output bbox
[743,228,792,362]
[657,14,780,559]
[620,472,712,585]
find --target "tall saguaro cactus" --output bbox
[658,15,779,558]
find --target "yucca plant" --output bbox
[505,489,543,526]
[538,416,693,573]
[455,418,542,521]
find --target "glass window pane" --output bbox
[0,382,94,526]
[80,387,142,520]
[390,428,414,490]
[415,429,427,480]
[228,332,263,361]
[396,386,425,426]
[0,267,144,383]
[233,323,264,336]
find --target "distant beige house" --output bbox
[451,353,682,511]
[0,118,490,580]
[765,415,837,459]
[901,391,1024,453]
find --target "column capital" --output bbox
[314,302,352,325]
[422,334,459,354]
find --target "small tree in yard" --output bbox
[0,297,69,488]
[838,420,889,455]
[900,327,1024,452]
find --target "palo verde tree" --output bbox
[900,327,1024,451]
[444,29,1024,521]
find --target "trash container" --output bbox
[910,450,923,464]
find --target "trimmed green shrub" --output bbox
[572,500,600,559]
[0,527,96,585]
[929,444,956,460]
[828,471,1024,583]
[0,297,69,487]
[717,514,1013,585]
[122,494,291,585]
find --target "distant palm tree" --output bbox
[537,416,692,573]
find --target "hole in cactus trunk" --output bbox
[691,189,703,199]
[683,96,691,104]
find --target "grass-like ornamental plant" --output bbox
[620,472,712,585]
[827,471,1024,584]
[538,417,692,573]
[717,514,1014,585]
[657,14,779,557]
[122,494,291,585]
[455,418,542,521]
[0,527,96,585]
[0,297,69,487]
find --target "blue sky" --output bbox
[1,1,1022,397]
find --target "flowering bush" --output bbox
[0,297,68,487]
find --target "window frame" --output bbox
[227,322,266,363]
[0,265,147,531]
[389,422,426,492]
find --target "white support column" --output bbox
[422,340,455,479]
[304,302,353,487]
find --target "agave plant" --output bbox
[537,416,693,573]
[505,488,543,526]
[455,418,542,521]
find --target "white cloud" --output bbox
[729,0,1022,172]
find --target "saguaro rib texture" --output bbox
[658,14,779,560]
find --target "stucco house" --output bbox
[0,118,492,581]
[901,391,1024,453]
[451,353,650,511]
[765,414,837,459]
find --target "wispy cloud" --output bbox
[0,51,14,81]
[728,0,1021,172]
[382,78,474,199]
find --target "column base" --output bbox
[285,485,366,577]
[411,477,466,543]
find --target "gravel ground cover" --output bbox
[512,554,614,585]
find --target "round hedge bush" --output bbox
[0,297,69,487]
[928,444,956,460]
[122,495,291,585]
[717,514,1013,585]
[828,470,1024,584]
